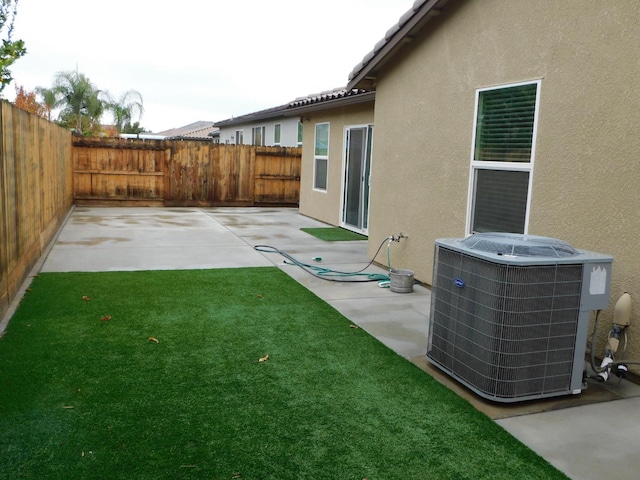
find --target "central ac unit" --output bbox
[427,233,613,403]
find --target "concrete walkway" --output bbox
[18,207,640,479]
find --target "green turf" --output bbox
[0,268,567,480]
[301,227,367,241]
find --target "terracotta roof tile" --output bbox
[287,87,371,109]
[348,0,449,89]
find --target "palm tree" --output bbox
[35,86,59,121]
[52,70,108,134]
[107,89,144,134]
[82,88,107,135]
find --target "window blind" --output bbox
[314,158,328,190]
[472,169,529,233]
[474,84,537,162]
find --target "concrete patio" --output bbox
[8,206,640,480]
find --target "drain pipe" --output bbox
[593,293,632,382]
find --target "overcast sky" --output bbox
[6,0,414,133]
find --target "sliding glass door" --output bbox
[342,125,372,233]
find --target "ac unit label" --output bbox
[454,278,465,288]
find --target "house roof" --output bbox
[284,87,375,115]
[347,0,450,91]
[156,121,219,140]
[213,87,375,127]
[213,104,289,128]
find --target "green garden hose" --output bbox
[254,237,393,283]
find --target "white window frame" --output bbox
[313,122,329,192]
[340,124,373,234]
[235,129,244,145]
[274,123,281,146]
[466,80,541,235]
[297,121,303,146]
[252,126,265,146]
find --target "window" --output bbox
[252,126,265,146]
[235,130,244,144]
[314,123,329,191]
[297,121,303,146]
[274,124,281,145]
[468,81,540,234]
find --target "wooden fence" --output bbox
[0,102,74,321]
[72,138,301,207]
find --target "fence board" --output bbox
[254,146,301,204]
[0,103,73,322]
[73,140,301,207]
[72,137,166,206]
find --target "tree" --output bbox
[52,70,108,135]
[0,0,26,96]
[39,70,147,136]
[122,121,146,134]
[106,89,144,134]
[35,86,58,121]
[13,84,43,116]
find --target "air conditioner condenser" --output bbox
[427,233,613,403]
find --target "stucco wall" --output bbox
[299,103,374,226]
[369,0,640,367]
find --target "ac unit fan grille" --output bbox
[428,247,583,400]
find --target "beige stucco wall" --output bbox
[369,0,640,366]
[298,103,374,226]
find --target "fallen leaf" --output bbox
[62,405,74,409]
[82,295,91,301]
[148,337,160,344]
[258,354,269,362]
[257,294,264,299]
[232,473,242,479]
[101,315,111,322]
[349,324,360,329]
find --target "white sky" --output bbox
[6,0,414,133]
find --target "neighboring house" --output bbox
[214,104,302,147]
[285,87,375,233]
[155,121,219,142]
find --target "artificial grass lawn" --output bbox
[301,227,367,242]
[0,268,567,480]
